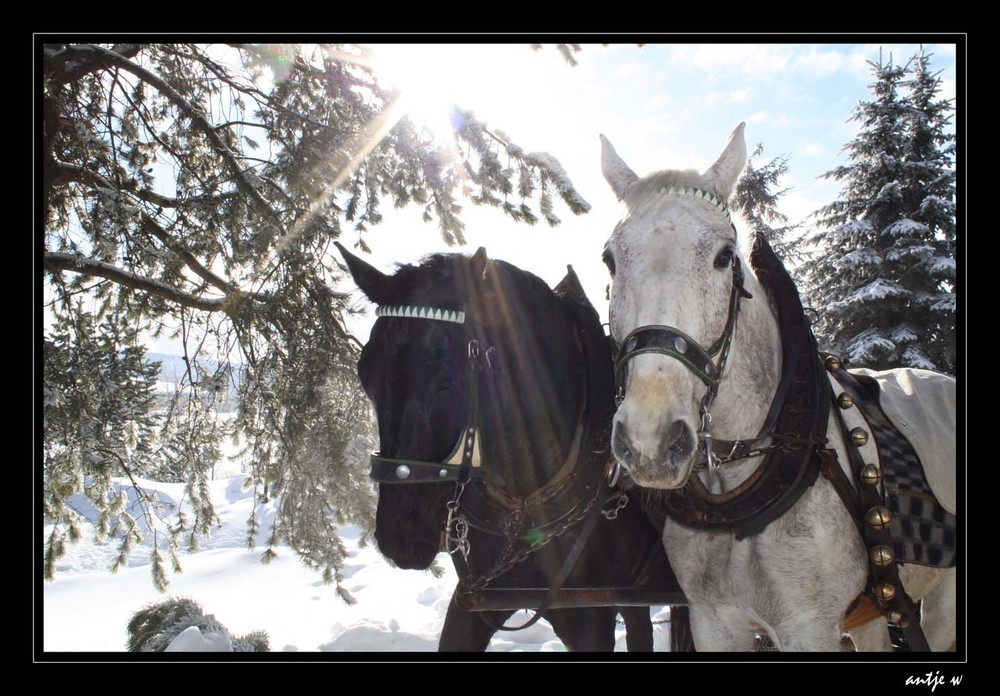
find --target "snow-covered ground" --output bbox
[41,474,676,654]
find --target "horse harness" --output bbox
[611,186,947,650]
[367,303,626,631]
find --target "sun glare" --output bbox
[370,44,470,140]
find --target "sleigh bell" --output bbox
[837,392,854,409]
[860,464,882,486]
[873,583,897,603]
[869,545,894,567]
[850,427,869,447]
[824,355,842,372]
[865,506,892,530]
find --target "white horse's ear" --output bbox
[600,134,638,202]
[703,122,747,201]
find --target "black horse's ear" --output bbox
[554,265,591,308]
[335,241,389,303]
[469,246,490,281]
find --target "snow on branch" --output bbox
[523,151,591,215]
[886,244,934,262]
[836,249,882,269]
[843,278,910,305]
[45,252,231,313]
[846,329,896,365]
[881,218,929,238]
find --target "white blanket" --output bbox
[849,368,957,515]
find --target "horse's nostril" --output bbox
[664,420,695,461]
[612,422,639,466]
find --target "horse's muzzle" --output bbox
[612,417,696,489]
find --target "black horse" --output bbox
[338,243,690,652]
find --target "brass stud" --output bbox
[873,583,897,603]
[865,506,892,530]
[837,392,854,409]
[824,355,842,372]
[870,545,895,566]
[850,427,869,447]
[860,464,882,486]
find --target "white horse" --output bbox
[600,123,957,652]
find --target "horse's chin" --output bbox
[375,530,441,570]
[621,458,695,490]
[386,541,440,571]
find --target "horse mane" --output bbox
[381,252,563,329]
[380,253,474,308]
[555,280,617,461]
[624,169,717,210]
[747,230,808,361]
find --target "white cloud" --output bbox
[670,44,791,78]
[800,140,826,156]
[793,45,857,75]
[702,87,754,106]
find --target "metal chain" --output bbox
[445,481,470,560]
[456,487,600,601]
[601,490,629,520]
[615,617,671,626]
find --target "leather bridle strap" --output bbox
[369,338,483,485]
[613,254,751,407]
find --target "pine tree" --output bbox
[733,143,804,265]
[802,49,956,374]
[43,308,175,586]
[41,42,590,591]
[900,46,957,372]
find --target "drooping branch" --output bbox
[58,44,284,230]
[45,252,231,313]
[49,159,237,210]
[46,159,246,297]
[43,43,146,86]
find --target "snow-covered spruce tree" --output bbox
[802,49,955,373]
[899,46,957,372]
[732,143,804,266]
[41,43,590,593]
[42,308,168,583]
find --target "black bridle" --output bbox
[613,253,752,405]
[613,246,753,470]
[369,335,483,487]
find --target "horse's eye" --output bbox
[714,248,734,270]
[602,248,616,276]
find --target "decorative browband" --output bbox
[375,305,466,325]
[658,185,732,223]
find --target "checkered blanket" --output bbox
[849,368,957,568]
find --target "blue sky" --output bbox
[334,40,960,340]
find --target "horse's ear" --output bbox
[554,264,590,307]
[703,122,747,201]
[600,134,638,202]
[335,241,390,303]
[470,246,490,281]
